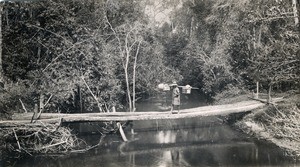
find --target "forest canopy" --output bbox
[0,0,299,116]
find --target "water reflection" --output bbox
[156,130,177,143]
[2,117,298,167]
[154,130,190,166]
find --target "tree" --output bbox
[244,0,300,100]
[166,0,243,97]
[1,0,121,113]
[0,3,3,87]
[105,21,179,111]
[105,0,182,112]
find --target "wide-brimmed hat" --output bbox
[170,81,178,87]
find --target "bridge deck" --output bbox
[0,98,283,127]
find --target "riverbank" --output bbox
[217,92,300,160]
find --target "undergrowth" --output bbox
[237,96,300,159]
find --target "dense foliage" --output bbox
[0,0,299,116]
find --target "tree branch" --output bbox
[19,99,28,113]
[81,76,103,112]
[36,94,53,120]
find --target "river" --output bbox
[2,116,298,167]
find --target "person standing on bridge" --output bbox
[171,81,180,114]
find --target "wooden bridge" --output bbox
[0,98,283,128]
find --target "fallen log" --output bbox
[248,97,284,105]
[2,98,286,128]
[12,100,268,120]
[0,118,61,128]
[1,100,275,127]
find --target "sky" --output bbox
[144,0,184,27]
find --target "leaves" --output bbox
[1,0,299,114]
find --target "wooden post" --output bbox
[112,106,116,112]
[117,122,128,142]
[255,81,259,99]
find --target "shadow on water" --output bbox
[2,116,299,167]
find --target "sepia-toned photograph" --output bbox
[0,0,299,166]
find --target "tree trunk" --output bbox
[292,0,299,25]
[124,55,132,112]
[0,4,3,87]
[189,15,195,38]
[38,93,44,117]
[124,33,132,112]
[267,84,272,103]
[132,41,141,112]
[39,94,44,112]
[253,23,261,100]
[79,86,83,113]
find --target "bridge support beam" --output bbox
[117,122,128,142]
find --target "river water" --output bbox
[3,117,298,167]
